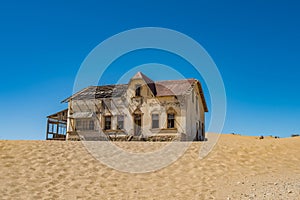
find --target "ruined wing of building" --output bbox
[46,72,208,141]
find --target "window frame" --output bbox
[89,120,94,130]
[167,113,175,128]
[76,119,95,131]
[104,116,112,130]
[151,113,159,129]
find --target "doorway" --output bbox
[134,114,142,136]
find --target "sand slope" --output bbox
[0,134,299,199]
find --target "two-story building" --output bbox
[46,72,208,141]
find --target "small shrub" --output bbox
[259,136,264,139]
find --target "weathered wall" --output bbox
[185,83,206,141]
[66,78,206,141]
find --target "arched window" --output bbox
[135,84,141,96]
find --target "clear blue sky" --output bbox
[0,0,299,139]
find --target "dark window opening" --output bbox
[104,116,111,130]
[135,84,141,96]
[167,113,175,128]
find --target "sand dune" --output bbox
[0,134,299,199]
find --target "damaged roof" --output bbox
[61,84,128,102]
[62,72,208,112]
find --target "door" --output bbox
[201,122,205,141]
[134,114,142,136]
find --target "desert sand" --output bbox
[0,134,299,199]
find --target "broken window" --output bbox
[135,84,141,96]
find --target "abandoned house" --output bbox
[46,72,208,141]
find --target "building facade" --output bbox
[49,72,208,141]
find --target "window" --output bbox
[135,84,141,96]
[167,113,175,128]
[89,120,94,130]
[104,116,111,130]
[76,119,94,131]
[117,115,124,130]
[152,114,159,129]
